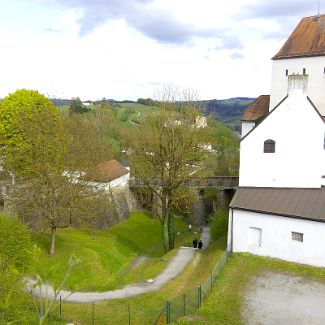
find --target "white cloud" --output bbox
[0,0,319,100]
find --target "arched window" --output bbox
[264,139,275,153]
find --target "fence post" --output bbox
[166,301,171,324]
[92,302,95,325]
[59,295,62,318]
[128,304,131,325]
[198,285,202,308]
[183,293,186,316]
[210,272,213,290]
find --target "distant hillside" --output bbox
[48,97,254,133]
[202,98,255,133]
[135,97,254,133]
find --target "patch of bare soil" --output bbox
[242,272,325,325]
[130,256,148,270]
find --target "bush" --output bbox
[0,213,33,273]
[210,208,229,241]
[0,213,35,322]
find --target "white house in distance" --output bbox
[228,14,325,267]
[86,159,130,191]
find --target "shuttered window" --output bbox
[264,139,275,153]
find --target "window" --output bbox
[264,139,276,153]
[249,227,262,247]
[286,69,288,76]
[303,68,306,75]
[292,231,303,242]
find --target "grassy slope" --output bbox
[32,212,194,291]
[112,102,158,126]
[46,238,227,324]
[177,253,325,325]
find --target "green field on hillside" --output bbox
[111,102,158,126]
[32,212,194,291]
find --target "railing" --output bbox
[48,250,230,324]
[166,250,229,323]
[129,177,239,189]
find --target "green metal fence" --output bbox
[167,250,229,323]
[49,250,229,324]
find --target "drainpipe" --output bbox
[228,208,234,253]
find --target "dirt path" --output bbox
[242,272,325,325]
[28,247,196,303]
[200,226,210,248]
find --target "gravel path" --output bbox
[200,226,210,249]
[28,247,196,303]
[242,272,325,325]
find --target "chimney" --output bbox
[287,74,308,95]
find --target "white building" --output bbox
[228,14,325,267]
[86,159,130,191]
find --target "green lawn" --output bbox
[32,212,195,292]
[111,102,158,126]
[45,237,227,324]
[177,253,325,325]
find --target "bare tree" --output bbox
[127,105,210,252]
[7,173,112,256]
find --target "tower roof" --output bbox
[241,95,270,122]
[273,14,325,60]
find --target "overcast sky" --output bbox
[0,0,322,100]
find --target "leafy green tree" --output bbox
[0,89,67,174]
[127,106,209,252]
[64,106,116,169]
[69,97,89,114]
[0,213,33,273]
[0,213,34,322]
[200,118,239,177]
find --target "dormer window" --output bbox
[264,139,275,153]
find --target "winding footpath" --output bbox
[29,227,210,303]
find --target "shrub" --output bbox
[0,213,33,273]
[210,208,229,241]
[0,213,35,322]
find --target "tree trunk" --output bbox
[162,217,169,253]
[168,214,175,250]
[49,226,56,256]
[162,213,175,253]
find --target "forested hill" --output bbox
[202,98,255,133]
[137,97,254,133]
[46,96,255,133]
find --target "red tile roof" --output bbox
[273,15,325,60]
[241,95,270,122]
[86,160,129,182]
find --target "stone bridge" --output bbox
[129,176,238,225]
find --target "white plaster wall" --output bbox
[241,122,255,138]
[322,142,325,184]
[89,173,130,191]
[270,56,325,115]
[109,173,130,188]
[231,209,325,267]
[240,93,325,188]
